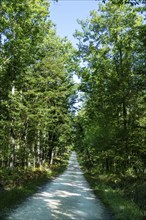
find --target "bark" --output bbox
[50,149,55,166]
[10,82,15,169]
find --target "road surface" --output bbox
[6,152,112,220]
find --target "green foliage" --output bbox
[0,0,76,170]
[84,173,144,220]
[0,158,68,218]
[75,0,145,174]
[74,1,146,217]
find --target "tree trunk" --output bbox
[50,149,55,166]
[10,82,15,169]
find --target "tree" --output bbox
[74,1,145,175]
[0,0,75,169]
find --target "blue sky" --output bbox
[50,0,99,108]
[50,0,99,47]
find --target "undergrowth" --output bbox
[0,155,69,218]
[84,172,145,220]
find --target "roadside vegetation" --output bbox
[0,0,75,216]
[0,0,145,219]
[0,153,70,218]
[79,160,145,220]
[74,1,146,219]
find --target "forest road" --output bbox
[6,152,113,220]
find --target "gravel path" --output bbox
[6,152,112,220]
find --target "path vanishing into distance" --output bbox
[6,152,112,220]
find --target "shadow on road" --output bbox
[4,152,113,220]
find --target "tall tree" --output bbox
[74,2,145,175]
[0,0,75,169]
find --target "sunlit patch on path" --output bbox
[6,152,111,220]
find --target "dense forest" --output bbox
[74,1,146,218]
[75,0,146,176]
[0,0,146,219]
[0,0,76,170]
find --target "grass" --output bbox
[85,173,145,220]
[0,157,69,218]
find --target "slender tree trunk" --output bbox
[33,143,36,169]
[50,149,55,166]
[48,131,56,166]
[24,121,28,167]
[10,82,15,169]
[21,121,28,168]
[41,129,47,165]
[37,129,42,167]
